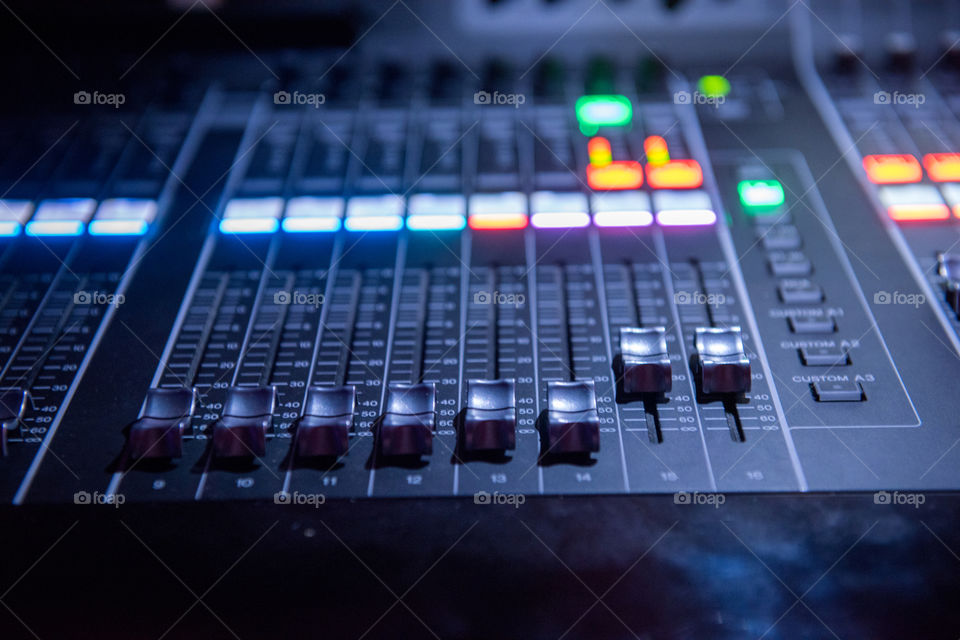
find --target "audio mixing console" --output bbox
[2,1,960,638]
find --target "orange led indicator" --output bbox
[588,137,613,167]
[923,153,960,183]
[587,161,644,190]
[468,212,529,230]
[645,159,703,189]
[862,154,922,184]
[644,136,670,166]
[887,204,951,221]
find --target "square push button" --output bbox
[768,252,811,277]
[812,381,863,402]
[760,225,801,251]
[778,281,823,304]
[789,317,836,334]
[799,347,849,366]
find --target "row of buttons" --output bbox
[125,325,751,461]
[746,177,860,401]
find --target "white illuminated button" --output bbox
[344,195,404,231]
[0,200,34,236]
[89,199,158,236]
[591,191,653,227]
[26,198,97,236]
[530,192,590,228]
[879,184,950,221]
[282,197,344,232]
[220,197,283,233]
[406,194,466,231]
[653,190,716,226]
[468,192,528,230]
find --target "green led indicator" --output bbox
[738,179,785,214]
[575,95,632,136]
[698,75,731,99]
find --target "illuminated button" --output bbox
[406,194,466,231]
[878,185,949,221]
[530,192,590,228]
[26,198,97,236]
[220,197,283,233]
[0,200,33,237]
[923,153,960,182]
[591,191,653,227]
[940,184,960,217]
[697,75,731,99]
[587,137,612,167]
[90,199,158,236]
[738,179,785,213]
[282,197,343,232]
[575,95,632,136]
[653,190,716,226]
[344,195,404,231]
[586,161,644,190]
[645,159,703,189]
[862,154,922,184]
[643,136,670,166]
[468,192,528,230]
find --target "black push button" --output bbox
[695,327,751,395]
[789,316,836,334]
[380,383,435,456]
[619,327,671,394]
[127,388,196,459]
[296,386,355,457]
[778,281,823,304]
[212,386,276,458]
[545,381,600,454]
[0,388,28,456]
[768,251,812,277]
[799,346,849,366]
[760,225,802,251]
[812,381,863,402]
[464,379,516,451]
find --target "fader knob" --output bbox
[544,381,600,454]
[380,383,436,457]
[694,327,751,395]
[211,386,276,458]
[295,386,355,457]
[127,387,196,459]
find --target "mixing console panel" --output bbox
[0,43,957,507]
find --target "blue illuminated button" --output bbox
[344,195,404,231]
[406,194,466,231]
[591,191,653,227]
[25,198,97,236]
[653,190,716,226]
[530,192,590,229]
[220,198,283,233]
[89,199,158,236]
[282,197,344,232]
[0,200,34,236]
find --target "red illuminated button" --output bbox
[587,161,644,190]
[862,154,922,184]
[468,212,528,230]
[645,159,703,189]
[886,205,950,221]
[923,153,960,182]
